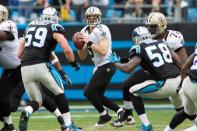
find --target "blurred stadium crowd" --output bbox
[0,0,197,24]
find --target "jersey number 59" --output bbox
[25,27,47,47]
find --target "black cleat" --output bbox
[1,123,16,131]
[111,109,135,127]
[94,113,112,127]
[19,110,30,131]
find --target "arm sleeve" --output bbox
[51,24,66,37]
[129,45,141,58]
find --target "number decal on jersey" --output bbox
[145,43,172,67]
[191,56,197,70]
[25,27,47,47]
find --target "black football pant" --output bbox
[123,69,152,115]
[83,63,120,113]
[0,66,21,117]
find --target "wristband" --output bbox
[59,70,65,76]
[70,59,78,67]
[87,41,93,48]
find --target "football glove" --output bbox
[59,70,72,87]
[70,59,80,71]
[108,52,121,63]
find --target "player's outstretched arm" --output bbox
[181,53,194,80]
[175,47,188,64]
[171,50,184,70]
[53,32,75,62]
[53,32,80,70]
[115,56,141,73]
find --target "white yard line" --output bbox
[18,104,174,111]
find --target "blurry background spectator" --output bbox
[113,0,126,17]
[66,0,89,22]
[33,0,49,16]
[91,0,109,18]
[18,0,34,23]
[124,0,144,17]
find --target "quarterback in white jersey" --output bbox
[80,24,112,67]
[77,6,123,127]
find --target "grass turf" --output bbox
[0,109,193,131]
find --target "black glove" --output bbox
[70,59,80,71]
[59,70,72,87]
[176,80,183,94]
[120,57,130,63]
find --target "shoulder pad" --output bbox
[96,25,107,38]
[129,45,141,58]
[51,24,65,34]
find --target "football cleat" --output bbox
[1,123,16,131]
[61,123,83,131]
[111,109,135,127]
[141,124,154,131]
[94,113,112,127]
[19,110,30,131]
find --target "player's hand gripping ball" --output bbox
[72,32,85,49]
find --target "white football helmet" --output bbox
[84,6,102,26]
[132,26,152,45]
[0,5,8,23]
[40,7,60,24]
[146,12,167,38]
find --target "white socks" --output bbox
[139,114,150,126]
[3,115,12,124]
[123,101,134,109]
[62,112,72,126]
[100,110,107,116]
[53,108,61,117]
[24,106,33,115]
[164,125,173,131]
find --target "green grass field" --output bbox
[0,105,194,131]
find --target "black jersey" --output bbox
[129,39,180,80]
[187,48,197,81]
[21,23,66,66]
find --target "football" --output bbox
[72,32,85,49]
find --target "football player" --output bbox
[164,44,197,131]
[109,26,183,131]
[112,12,188,127]
[19,7,81,131]
[0,5,22,131]
[77,6,123,127]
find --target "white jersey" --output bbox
[81,24,112,67]
[0,20,20,69]
[163,30,184,51]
